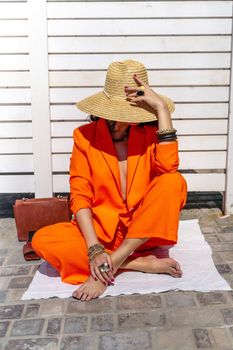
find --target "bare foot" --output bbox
[121,255,182,278]
[72,275,107,301]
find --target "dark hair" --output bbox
[87,115,158,127]
[88,115,100,122]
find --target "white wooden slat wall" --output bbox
[1,1,233,213]
[0,0,34,193]
[47,1,231,196]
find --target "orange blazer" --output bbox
[69,118,179,242]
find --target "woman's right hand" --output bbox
[89,251,114,285]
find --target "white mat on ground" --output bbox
[22,219,231,300]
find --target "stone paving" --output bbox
[1,208,233,349]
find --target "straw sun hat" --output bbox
[76,59,175,123]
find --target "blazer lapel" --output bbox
[127,126,145,197]
[95,119,122,195]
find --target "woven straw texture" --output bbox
[76,60,175,123]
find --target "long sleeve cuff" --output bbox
[154,140,179,175]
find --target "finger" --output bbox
[95,267,108,285]
[126,92,139,98]
[124,87,138,93]
[125,88,146,97]
[98,268,112,284]
[106,271,114,283]
[107,254,112,269]
[101,271,112,284]
[133,74,148,87]
[90,265,98,281]
[106,256,114,280]
[100,260,114,283]
[127,96,144,103]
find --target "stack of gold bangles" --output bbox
[88,243,105,262]
[156,127,177,143]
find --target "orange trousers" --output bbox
[32,172,187,284]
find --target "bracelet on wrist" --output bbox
[157,127,177,136]
[88,243,105,262]
[158,133,177,140]
[158,137,177,143]
[158,133,177,143]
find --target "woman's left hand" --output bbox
[125,74,168,115]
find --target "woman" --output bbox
[32,59,188,301]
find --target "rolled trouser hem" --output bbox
[125,234,177,251]
[61,274,89,285]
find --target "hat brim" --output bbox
[76,91,175,123]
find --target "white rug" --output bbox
[22,219,231,300]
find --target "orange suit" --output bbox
[32,119,188,284]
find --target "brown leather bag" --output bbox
[13,196,72,242]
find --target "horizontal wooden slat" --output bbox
[0,175,34,192]
[180,152,226,170]
[0,55,29,70]
[49,70,230,87]
[0,155,33,172]
[50,103,229,120]
[0,88,30,103]
[178,135,227,151]
[184,173,225,191]
[52,138,74,153]
[51,120,228,137]
[175,119,228,135]
[51,121,85,137]
[53,173,225,192]
[49,53,231,70]
[173,103,229,119]
[0,139,32,153]
[0,3,27,19]
[0,38,28,54]
[0,72,30,87]
[0,20,28,36]
[0,123,32,138]
[48,19,232,36]
[47,1,232,19]
[52,151,226,172]
[58,86,230,103]
[0,0,26,2]
[49,87,229,103]
[0,106,31,120]
[51,135,227,153]
[48,36,231,54]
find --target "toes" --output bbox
[174,262,181,271]
[170,270,179,278]
[86,294,95,301]
[82,292,100,301]
[73,291,83,299]
[170,266,182,278]
[169,259,182,275]
[81,293,87,301]
[72,286,84,299]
